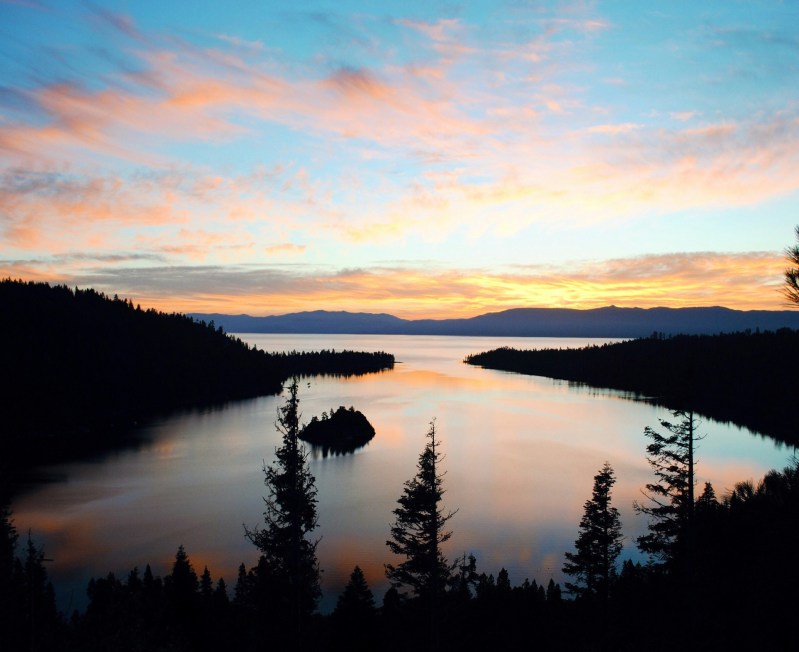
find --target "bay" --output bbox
[11,334,791,613]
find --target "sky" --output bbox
[1,0,798,318]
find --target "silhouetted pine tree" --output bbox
[386,422,457,598]
[635,411,701,570]
[0,500,17,617]
[449,553,479,602]
[197,566,211,599]
[17,533,60,651]
[244,377,321,638]
[334,566,376,619]
[783,225,799,305]
[233,563,251,606]
[332,565,378,649]
[386,421,457,648]
[545,578,562,602]
[562,462,623,601]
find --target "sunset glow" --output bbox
[2,1,797,317]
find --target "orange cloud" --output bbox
[586,122,642,134]
[264,243,306,255]
[5,250,785,319]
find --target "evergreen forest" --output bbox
[2,386,797,651]
[0,280,393,479]
[465,329,799,446]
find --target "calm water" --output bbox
[12,334,791,613]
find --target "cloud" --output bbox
[670,111,699,122]
[0,162,329,257]
[264,243,306,255]
[87,3,145,42]
[394,18,462,43]
[3,250,785,319]
[0,18,492,172]
[214,33,265,51]
[586,122,642,134]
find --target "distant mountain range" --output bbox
[189,306,799,338]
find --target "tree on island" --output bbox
[784,225,799,306]
[562,462,623,601]
[244,377,321,638]
[386,421,457,645]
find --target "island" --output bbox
[299,406,376,454]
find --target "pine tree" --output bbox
[449,552,479,601]
[546,578,562,602]
[213,578,229,606]
[164,544,199,634]
[334,566,376,620]
[385,421,457,602]
[562,462,623,601]
[199,566,214,600]
[329,566,380,652]
[19,532,59,651]
[385,421,457,647]
[635,410,702,569]
[0,501,18,628]
[167,545,199,598]
[783,225,799,306]
[244,377,321,630]
[233,563,251,606]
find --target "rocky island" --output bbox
[299,406,376,454]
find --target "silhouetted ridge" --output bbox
[191,306,799,336]
[465,329,799,445]
[0,279,393,475]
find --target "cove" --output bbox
[11,334,790,613]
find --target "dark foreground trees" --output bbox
[386,421,457,647]
[386,421,457,600]
[562,462,623,601]
[0,501,61,652]
[244,378,321,642]
[634,410,700,570]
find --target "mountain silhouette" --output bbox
[189,306,799,337]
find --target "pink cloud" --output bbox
[586,122,642,134]
[214,33,265,51]
[2,5,798,276]
[670,111,699,122]
[394,17,464,44]
[88,5,146,41]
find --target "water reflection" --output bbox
[307,441,373,459]
[10,334,790,614]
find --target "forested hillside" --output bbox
[0,280,393,474]
[465,330,799,445]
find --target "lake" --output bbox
[11,334,792,614]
